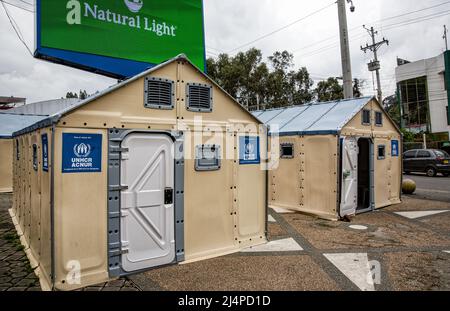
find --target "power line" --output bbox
[1,1,33,55]
[296,10,450,59]
[0,0,34,12]
[292,1,450,56]
[227,1,335,53]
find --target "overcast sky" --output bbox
[0,0,449,104]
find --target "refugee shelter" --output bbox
[10,55,267,291]
[0,99,80,193]
[253,96,402,220]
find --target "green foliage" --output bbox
[207,48,364,109]
[207,48,313,109]
[315,77,344,102]
[66,90,89,99]
[401,128,415,142]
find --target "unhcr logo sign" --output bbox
[66,0,177,37]
[62,133,102,173]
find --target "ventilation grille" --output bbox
[144,77,174,109]
[187,84,213,112]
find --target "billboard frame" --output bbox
[34,0,207,79]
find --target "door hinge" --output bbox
[164,188,174,205]
[120,249,129,255]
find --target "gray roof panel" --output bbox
[1,99,80,116]
[0,114,48,138]
[254,97,373,135]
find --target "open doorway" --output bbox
[357,138,371,211]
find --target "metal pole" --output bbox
[444,25,448,51]
[370,27,383,103]
[337,0,353,99]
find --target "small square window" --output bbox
[195,145,221,171]
[32,144,38,171]
[375,111,383,126]
[362,109,371,125]
[280,143,294,159]
[378,145,386,160]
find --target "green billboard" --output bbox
[36,0,206,77]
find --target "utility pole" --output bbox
[444,25,448,51]
[361,25,389,103]
[337,0,355,99]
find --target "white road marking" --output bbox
[269,206,295,214]
[444,251,450,254]
[349,225,368,230]
[268,215,276,223]
[241,238,303,252]
[324,253,375,291]
[394,210,450,219]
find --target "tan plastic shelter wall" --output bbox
[341,99,402,209]
[269,98,401,220]
[12,57,267,290]
[0,139,13,193]
[10,128,53,291]
[270,135,338,220]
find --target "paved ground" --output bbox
[0,194,140,291]
[404,173,450,203]
[1,191,450,291]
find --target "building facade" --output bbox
[395,51,450,138]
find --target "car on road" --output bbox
[403,149,450,177]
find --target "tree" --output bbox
[207,48,313,109]
[66,92,78,99]
[65,90,89,99]
[315,78,344,102]
[383,94,401,127]
[353,78,364,98]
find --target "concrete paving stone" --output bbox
[7,287,28,291]
[26,287,42,291]
[268,223,287,239]
[0,276,12,283]
[384,252,450,291]
[82,287,103,291]
[14,278,37,287]
[105,279,126,287]
[241,238,303,252]
[101,286,122,291]
[120,287,140,291]
[134,255,340,291]
[11,272,27,278]
[282,210,450,250]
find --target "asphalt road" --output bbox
[404,173,450,203]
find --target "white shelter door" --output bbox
[340,137,358,217]
[120,133,175,272]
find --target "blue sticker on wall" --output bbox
[62,133,102,173]
[391,140,399,157]
[239,136,260,165]
[42,133,49,172]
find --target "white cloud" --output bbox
[0,0,448,103]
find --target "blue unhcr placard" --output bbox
[62,133,102,173]
[42,133,49,172]
[239,136,260,165]
[391,140,399,157]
